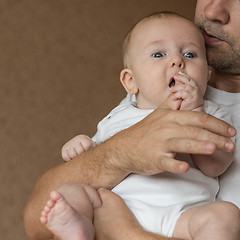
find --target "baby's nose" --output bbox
[171,57,184,69]
[172,62,183,68]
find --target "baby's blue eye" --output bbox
[184,52,196,59]
[152,52,166,58]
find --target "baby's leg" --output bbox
[95,188,178,240]
[40,182,102,240]
[173,201,240,240]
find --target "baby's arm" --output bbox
[61,135,96,161]
[171,73,234,177]
[191,149,234,177]
[192,102,234,177]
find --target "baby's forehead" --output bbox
[135,15,199,34]
[123,14,206,67]
[131,16,204,45]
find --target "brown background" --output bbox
[0,0,196,239]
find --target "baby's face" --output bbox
[128,16,209,109]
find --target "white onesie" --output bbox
[92,86,233,237]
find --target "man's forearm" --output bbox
[24,141,128,239]
[24,103,236,239]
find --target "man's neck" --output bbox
[209,69,240,93]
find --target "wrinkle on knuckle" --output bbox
[181,125,200,139]
[150,122,173,139]
[162,157,179,173]
[217,119,230,133]
[198,111,210,124]
[195,127,205,139]
[214,135,226,147]
[168,138,180,150]
[185,140,193,151]
[205,132,218,143]
[159,156,170,170]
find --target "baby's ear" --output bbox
[120,69,138,94]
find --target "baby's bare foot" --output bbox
[40,190,94,240]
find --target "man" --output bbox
[95,0,240,239]
[24,0,240,239]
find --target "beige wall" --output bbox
[0,0,196,239]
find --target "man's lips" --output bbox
[202,30,223,44]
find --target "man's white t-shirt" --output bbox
[205,85,240,207]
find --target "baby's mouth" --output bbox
[169,78,175,88]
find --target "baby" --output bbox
[40,11,239,240]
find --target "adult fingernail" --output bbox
[225,141,235,152]
[228,127,236,136]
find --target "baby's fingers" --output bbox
[61,149,72,161]
[175,72,197,88]
[171,83,194,94]
[61,146,79,161]
[80,137,96,151]
[172,90,192,100]
[68,147,79,159]
[75,143,87,155]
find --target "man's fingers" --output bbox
[166,136,234,154]
[150,111,235,152]
[157,155,190,174]
[160,110,236,138]
[155,95,236,140]
[166,138,215,154]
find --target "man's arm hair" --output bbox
[24,141,128,239]
[24,99,236,239]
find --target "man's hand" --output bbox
[107,94,236,176]
[23,94,236,240]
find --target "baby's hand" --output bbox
[61,135,96,161]
[170,72,204,111]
